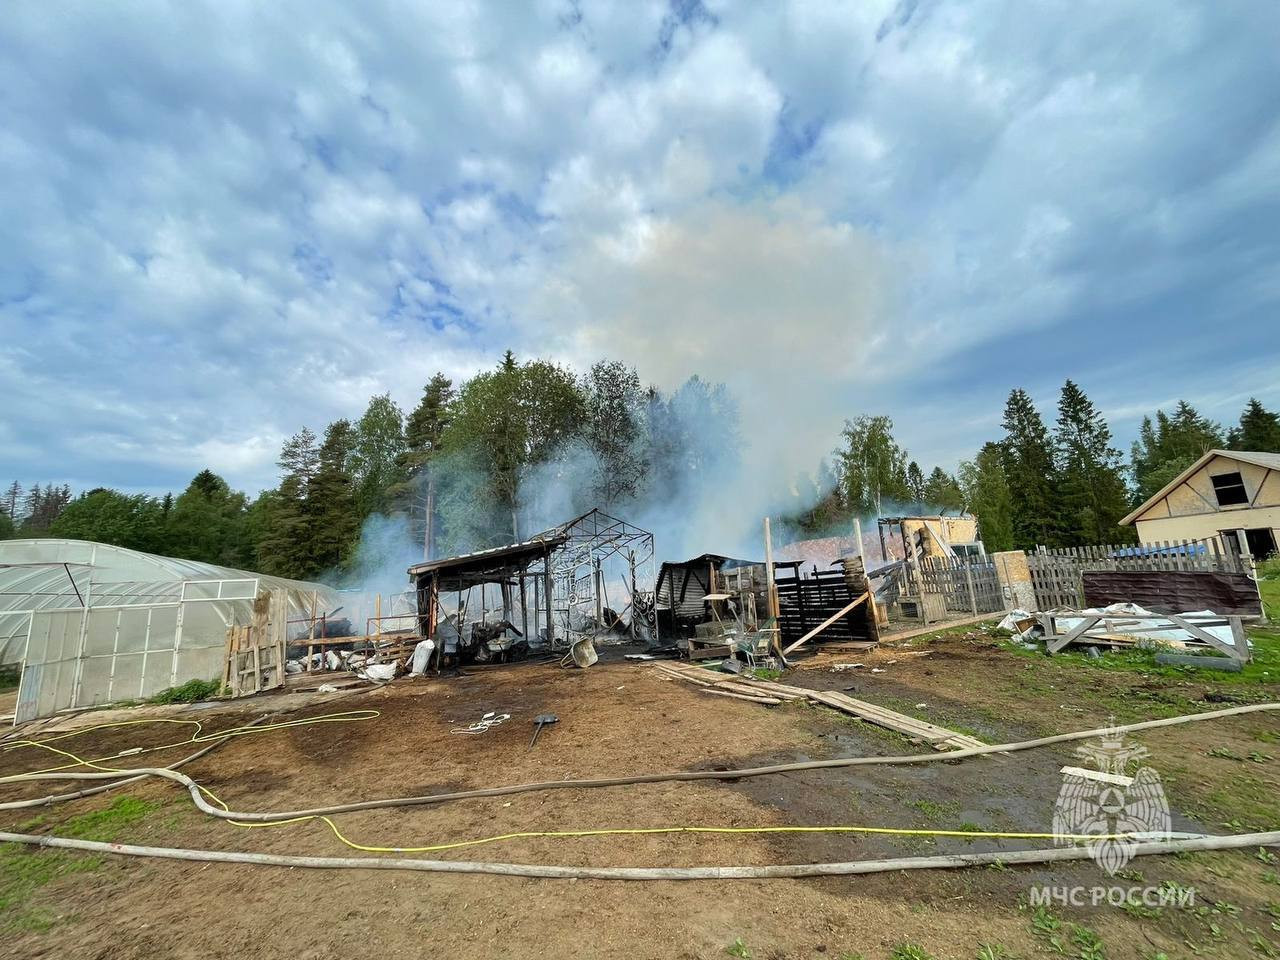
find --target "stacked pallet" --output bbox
[653,662,986,753]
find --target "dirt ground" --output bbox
[3,628,1280,960]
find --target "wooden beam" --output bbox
[782,593,867,655]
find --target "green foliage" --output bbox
[1001,388,1058,549]
[890,944,936,960]
[726,937,751,958]
[48,488,166,553]
[959,442,1014,551]
[582,359,646,507]
[148,678,222,703]
[353,394,407,517]
[1130,400,1223,502]
[0,509,14,540]
[1227,398,1280,453]
[441,352,585,541]
[165,470,252,566]
[836,414,910,516]
[1053,380,1132,546]
[922,466,964,511]
[906,460,925,509]
[307,419,360,573]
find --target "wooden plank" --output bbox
[698,688,782,705]
[1166,613,1250,663]
[1046,614,1101,654]
[782,593,867,655]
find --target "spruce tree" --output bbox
[906,461,925,511]
[398,373,455,558]
[3,481,21,520]
[1227,398,1280,452]
[1130,401,1223,501]
[1000,388,1058,548]
[257,428,318,578]
[921,467,965,512]
[1053,380,1131,545]
[307,419,360,573]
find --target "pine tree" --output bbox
[958,442,1014,552]
[1053,380,1132,545]
[1001,388,1058,548]
[1227,398,1280,453]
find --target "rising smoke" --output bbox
[342,195,888,591]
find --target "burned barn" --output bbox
[410,509,656,668]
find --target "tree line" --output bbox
[2,352,740,582]
[4,361,1277,572]
[792,389,1280,553]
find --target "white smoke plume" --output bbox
[534,195,888,556]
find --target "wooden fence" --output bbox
[917,556,1005,615]
[1026,539,1248,611]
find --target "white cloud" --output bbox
[1,0,1277,500]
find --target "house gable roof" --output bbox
[1120,449,1280,526]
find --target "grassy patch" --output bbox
[0,794,160,932]
[147,677,222,704]
[1001,626,1280,694]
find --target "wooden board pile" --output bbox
[652,661,985,752]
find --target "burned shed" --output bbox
[409,509,656,666]
[657,553,878,655]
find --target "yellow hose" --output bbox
[5,714,1155,856]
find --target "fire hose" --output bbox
[0,703,1277,878]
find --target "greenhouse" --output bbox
[1,539,337,723]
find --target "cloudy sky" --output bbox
[3,0,1278,498]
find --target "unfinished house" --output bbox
[656,553,878,660]
[409,509,656,668]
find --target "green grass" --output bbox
[1002,626,1280,689]
[0,794,160,932]
[147,677,223,704]
[1260,557,1280,622]
[0,666,19,692]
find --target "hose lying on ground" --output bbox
[0,716,268,811]
[5,702,1275,822]
[1,827,1276,881]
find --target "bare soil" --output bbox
[3,630,1279,959]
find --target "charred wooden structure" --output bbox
[657,554,877,650]
[409,509,656,666]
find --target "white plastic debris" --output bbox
[358,662,397,683]
[324,651,342,671]
[409,639,436,676]
[317,683,338,693]
[871,668,886,674]
[831,663,865,671]
[284,659,303,674]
